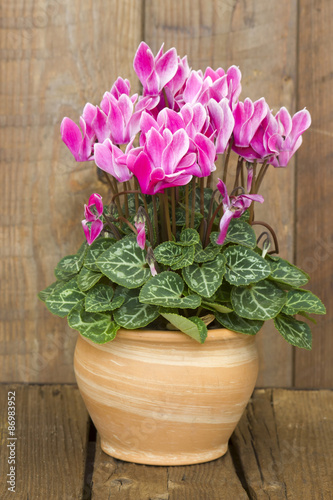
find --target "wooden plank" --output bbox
[91,436,248,499]
[0,0,143,382]
[143,0,297,387]
[230,389,333,498]
[0,384,90,499]
[295,0,333,387]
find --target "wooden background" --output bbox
[0,0,332,387]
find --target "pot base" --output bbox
[101,440,228,466]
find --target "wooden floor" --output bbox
[0,385,332,499]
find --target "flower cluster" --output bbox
[60,42,311,247]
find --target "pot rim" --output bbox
[79,327,255,346]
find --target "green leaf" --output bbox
[223,246,271,286]
[202,301,233,313]
[54,242,87,279]
[54,267,77,281]
[231,279,287,320]
[139,271,201,309]
[268,256,309,287]
[274,314,312,350]
[170,245,195,270]
[194,242,221,263]
[216,281,233,302]
[160,312,207,343]
[215,311,263,335]
[182,254,226,298]
[154,242,183,266]
[84,237,115,271]
[282,289,326,316]
[96,236,151,288]
[45,278,86,318]
[177,228,200,246]
[38,280,66,302]
[85,284,121,312]
[77,267,102,292]
[68,301,119,344]
[114,288,159,329]
[224,219,257,249]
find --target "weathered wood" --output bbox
[91,436,248,499]
[294,0,333,387]
[144,0,297,387]
[0,384,89,499]
[0,0,143,383]
[230,389,333,498]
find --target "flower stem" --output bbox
[171,187,176,237]
[163,192,173,241]
[222,138,233,184]
[199,177,205,241]
[159,193,167,241]
[185,184,189,228]
[152,195,159,245]
[233,157,244,190]
[206,174,212,189]
[255,160,269,192]
[190,177,196,228]
[204,202,223,247]
[251,220,279,254]
[123,182,129,218]
[134,178,140,212]
[249,160,257,224]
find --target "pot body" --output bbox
[74,328,258,465]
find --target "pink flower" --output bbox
[127,126,195,194]
[133,42,178,96]
[60,104,96,161]
[232,98,268,158]
[216,180,264,245]
[207,98,235,154]
[82,194,104,245]
[134,210,146,250]
[267,108,311,167]
[94,139,133,182]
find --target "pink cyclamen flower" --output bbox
[134,210,146,250]
[207,98,235,154]
[127,125,196,194]
[216,180,264,245]
[82,193,104,245]
[94,139,133,183]
[133,42,178,96]
[60,103,96,161]
[232,98,268,156]
[267,107,311,167]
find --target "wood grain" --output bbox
[0,384,89,499]
[294,0,333,387]
[144,0,298,387]
[0,0,143,382]
[231,389,333,499]
[91,436,248,499]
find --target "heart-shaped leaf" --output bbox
[68,301,119,344]
[55,242,87,278]
[268,256,309,287]
[139,271,201,309]
[84,237,115,271]
[224,219,257,249]
[77,267,102,292]
[282,289,326,316]
[154,241,183,266]
[96,236,151,288]
[223,246,271,286]
[85,284,124,313]
[45,278,86,318]
[231,279,287,320]
[215,311,263,335]
[183,254,226,298]
[160,311,207,343]
[274,314,312,350]
[114,288,159,329]
[194,242,221,263]
[176,228,200,246]
[170,245,195,270]
[38,280,66,302]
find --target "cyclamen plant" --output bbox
[39,42,326,347]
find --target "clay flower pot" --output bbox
[74,328,258,466]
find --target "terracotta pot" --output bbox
[74,328,258,466]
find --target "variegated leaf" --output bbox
[231,279,287,320]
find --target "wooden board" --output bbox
[91,436,248,499]
[0,0,143,383]
[294,0,333,387]
[0,384,89,499]
[231,389,333,498]
[143,0,297,387]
